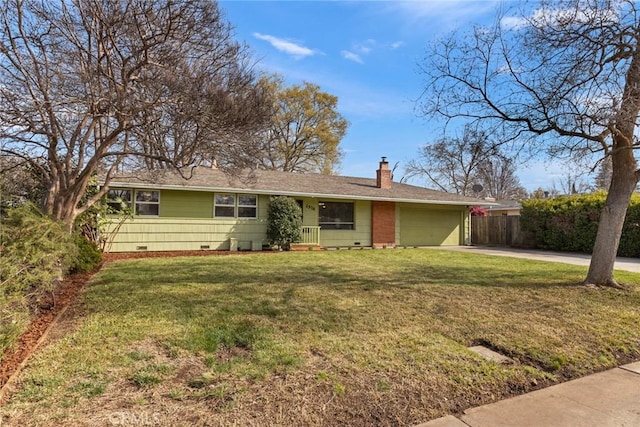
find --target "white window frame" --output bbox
[237,194,258,218]
[214,193,258,219]
[135,190,160,216]
[214,193,237,218]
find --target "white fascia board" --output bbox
[107,182,496,207]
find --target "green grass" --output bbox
[3,249,640,426]
[0,294,31,361]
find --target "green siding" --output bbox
[106,187,469,251]
[106,194,270,252]
[106,217,267,252]
[160,190,213,218]
[297,198,319,226]
[319,200,371,247]
[398,204,465,246]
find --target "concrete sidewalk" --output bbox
[416,362,640,427]
[435,246,640,273]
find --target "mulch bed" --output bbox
[0,272,89,392]
[0,250,271,398]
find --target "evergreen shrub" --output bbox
[520,192,640,257]
[0,203,77,298]
[70,234,103,273]
[266,196,302,250]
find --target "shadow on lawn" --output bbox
[85,256,591,337]
[96,256,585,290]
[77,254,640,379]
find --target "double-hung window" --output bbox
[215,193,257,219]
[214,194,236,217]
[135,190,160,216]
[238,195,258,218]
[318,201,354,230]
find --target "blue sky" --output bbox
[219,0,564,191]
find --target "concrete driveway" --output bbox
[435,246,640,273]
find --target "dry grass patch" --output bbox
[1,249,639,426]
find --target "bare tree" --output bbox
[419,0,640,287]
[553,173,593,195]
[405,125,499,195]
[0,0,268,229]
[477,156,527,200]
[0,155,46,210]
[593,157,613,190]
[406,124,525,199]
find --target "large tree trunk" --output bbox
[43,170,92,233]
[584,149,638,288]
[586,38,640,288]
[46,191,81,233]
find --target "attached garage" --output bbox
[399,205,463,246]
[104,160,488,252]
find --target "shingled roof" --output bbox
[107,167,493,207]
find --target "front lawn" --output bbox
[2,249,640,426]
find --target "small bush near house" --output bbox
[619,198,640,257]
[266,196,302,250]
[521,192,640,257]
[70,234,103,274]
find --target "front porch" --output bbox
[291,226,321,250]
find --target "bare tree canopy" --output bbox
[255,75,348,175]
[419,0,640,287]
[0,154,46,210]
[477,156,528,200]
[594,157,614,190]
[0,0,268,228]
[405,125,525,199]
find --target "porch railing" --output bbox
[297,226,321,246]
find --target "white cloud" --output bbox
[356,44,372,54]
[500,16,528,30]
[253,33,315,58]
[341,50,364,64]
[342,39,404,63]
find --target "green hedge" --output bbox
[521,192,640,257]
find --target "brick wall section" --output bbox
[372,201,396,248]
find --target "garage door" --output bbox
[399,207,461,246]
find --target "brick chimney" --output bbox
[376,157,392,189]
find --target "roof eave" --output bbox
[106,181,495,207]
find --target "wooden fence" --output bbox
[471,216,523,246]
